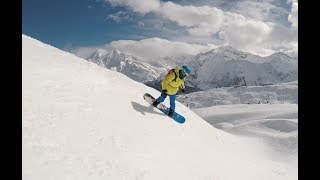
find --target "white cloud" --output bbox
[138,21,144,27]
[284,43,298,58]
[105,11,129,23]
[72,38,218,60]
[156,2,274,40]
[288,0,298,29]
[229,1,275,21]
[108,37,217,60]
[105,0,161,14]
[71,46,103,59]
[100,0,297,57]
[156,2,288,53]
[72,35,295,60]
[157,2,224,29]
[221,17,273,49]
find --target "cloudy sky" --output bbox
[23,0,298,59]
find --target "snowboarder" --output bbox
[152,65,191,117]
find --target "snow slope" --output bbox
[23,35,297,180]
[193,104,298,155]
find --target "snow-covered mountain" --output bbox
[177,81,298,109]
[87,48,164,82]
[188,46,298,89]
[85,46,297,92]
[23,35,297,180]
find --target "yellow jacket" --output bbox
[161,67,185,95]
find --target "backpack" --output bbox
[165,68,178,81]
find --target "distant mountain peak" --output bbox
[201,45,250,57]
[268,51,291,58]
[111,48,122,55]
[86,48,164,83]
[216,45,238,51]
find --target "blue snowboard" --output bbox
[143,93,185,123]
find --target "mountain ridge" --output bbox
[85,45,297,90]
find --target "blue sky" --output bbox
[23,0,134,48]
[23,0,185,49]
[23,0,298,59]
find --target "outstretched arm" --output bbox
[180,80,185,91]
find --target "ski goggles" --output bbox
[179,69,189,78]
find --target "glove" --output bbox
[181,89,185,93]
[161,90,168,96]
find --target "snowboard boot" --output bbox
[168,108,174,117]
[152,100,160,107]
